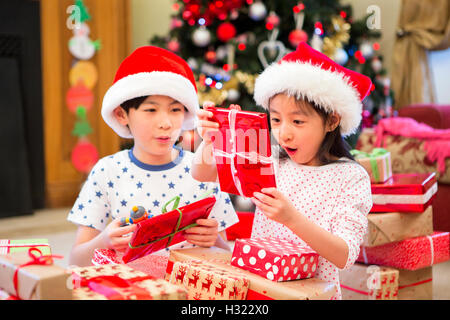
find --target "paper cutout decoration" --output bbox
[66,82,94,113]
[71,140,99,173]
[69,60,98,89]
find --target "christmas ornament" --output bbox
[227,88,240,102]
[371,57,382,72]
[257,28,286,69]
[72,106,93,137]
[249,1,267,21]
[265,11,280,30]
[288,30,308,48]
[360,41,374,59]
[205,49,217,63]
[310,33,323,52]
[333,47,348,65]
[217,22,236,42]
[167,39,180,52]
[192,26,211,47]
[322,16,350,58]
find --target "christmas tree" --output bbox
[150,0,394,146]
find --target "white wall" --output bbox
[428,48,450,104]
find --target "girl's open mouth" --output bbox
[284,146,298,155]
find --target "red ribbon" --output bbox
[13,247,63,299]
[74,274,155,300]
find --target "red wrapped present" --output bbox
[206,106,276,198]
[71,264,187,300]
[231,238,319,282]
[225,211,255,241]
[370,173,437,213]
[92,248,169,279]
[122,196,216,263]
[357,231,450,270]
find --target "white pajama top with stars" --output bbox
[251,158,372,300]
[67,146,239,256]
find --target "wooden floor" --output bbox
[1,207,450,299]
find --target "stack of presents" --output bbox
[340,148,449,300]
[0,108,448,300]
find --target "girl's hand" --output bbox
[251,188,300,227]
[197,101,220,144]
[184,218,219,247]
[101,219,137,252]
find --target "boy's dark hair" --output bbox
[270,96,355,165]
[120,96,148,113]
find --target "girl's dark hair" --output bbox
[270,96,355,165]
[120,96,148,113]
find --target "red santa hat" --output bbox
[102,46,199,138]
[254,42,373,136]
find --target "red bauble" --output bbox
[288,30,308,48]
[66,83,94,113]
[217,22,236,42]
[205,50,217,63]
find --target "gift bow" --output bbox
[128,191,213,250]
[350,148,389,182]
[75,274,154,300]
[13,247,63,299]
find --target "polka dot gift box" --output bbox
[230,237,319,282]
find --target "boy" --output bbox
[68,46,238,266]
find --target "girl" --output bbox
[192,42,373,299]
[68,46,238,267]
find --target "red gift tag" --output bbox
[206,106,276,198]
[122,196,216,263]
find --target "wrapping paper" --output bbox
[363,206,434,247]
[71,264,187,300]
[231,238,319,281]
[169,260,249,300]
[166,247,335,300]
[122,196,216,263]
[0,239,51,256]
[357,231,450,270]
[370,173,438,213]
[206,106,276,198]
[397,267,433,300]
[0,287,19,300]
[225,211,255,241]
[0,250,72,300]
[351,148,393,183]
[339,263,399,300]
[92,248,169,279]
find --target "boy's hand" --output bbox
[101,219,137,252]
[252,188,300,227]
[184,218,219,247]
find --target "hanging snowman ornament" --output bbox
[68,23,99,60]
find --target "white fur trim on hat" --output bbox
[254,61,362,136]
[102,71,199,138]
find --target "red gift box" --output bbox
[357,231,450,270]
[122,196,216,263]
[231,238,319,282]
[206,106,276,198]
[370,173,437,213]
[225,211,255,241]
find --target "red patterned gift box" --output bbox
[357,231,450,270]
[231,237,319,282]
[71,264,187,300]
[206,106,276,198]
[370,172,437,213]
[169,260,249,300]
[92,248,169,279]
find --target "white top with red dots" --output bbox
[251,157,372,300]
